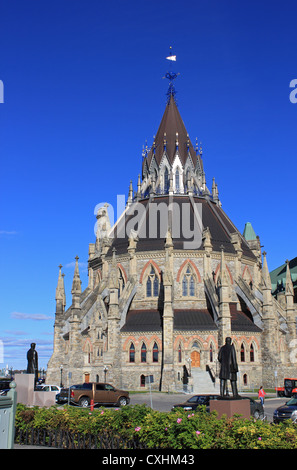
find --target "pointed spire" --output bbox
[212,177,219,203]
[55,264,66,314]
[71,256,82,297]
[243,222,257,241]
[109,247,119,290]
[285,259,294,297]
[62,273,66,310]
[285,259,296,339]
[137,174,141,199]
[127,180,133,206]
[55,264,63,300]
[262,252,272,290]
[144,92,202,170]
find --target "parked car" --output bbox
[172,394,264,419]
[56,382,130,408]
[56,388,70,404]
[172,394,219,411]
[273,395,297,423]
[40,384,61,394]
[0,379,12,396]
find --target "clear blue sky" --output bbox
[0,0,296,371]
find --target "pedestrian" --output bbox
[258,386,266,406]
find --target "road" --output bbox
[129,392,289,422]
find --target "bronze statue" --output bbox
[218,337,239,397]
[27,343,38,387]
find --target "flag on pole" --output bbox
[166,54,176,61]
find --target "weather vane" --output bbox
[164,46,179,103]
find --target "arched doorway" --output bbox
[191,350,200,367]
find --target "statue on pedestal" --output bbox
[26,343,38,388]
[218,337,239,398]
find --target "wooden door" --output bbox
[84,373,90,383]
[191,350,200,367]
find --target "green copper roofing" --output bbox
[243,222,257,241]
[270,257,297,294]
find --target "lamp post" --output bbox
[60,364,63,388]
[103,366,108,383]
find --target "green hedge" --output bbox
[15,403,297,449]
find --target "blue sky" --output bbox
[0,0,296,371]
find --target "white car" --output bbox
[40,384,61,394]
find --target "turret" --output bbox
[285,259,296,341]
[217,247,231,346]
[71,256,82,309]
[261,252,278,386]
[55,264,66,314]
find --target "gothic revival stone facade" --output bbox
[47,88,297,392]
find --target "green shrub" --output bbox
[14,403,297,449]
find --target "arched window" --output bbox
[146,276,152,297]
[178,344,182,363]
[129,343,135,363]
[153,276,159,297]
[175,168,180,192]
[164,167,169,193]
[146,265,159,298]
[250,344,255,362]
[210,343,213,362]
[182,266,195,297]
[141,342,147,362]
[152,342,159,362]
[182,276,187,296]
[240,343,245,362]
[243,373,248,385]
[140,374,146,387]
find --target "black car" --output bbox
[0,379,12,396]
[56,387,70,404]
[273,395,297,423]
[172,394,264,419]
[172,394,219,412]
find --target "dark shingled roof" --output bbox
[120,305,261,333]
[144,94,201,170]
[174,309,217,330]
[106,195,257,261]
[121,310,162,332]
[230,303,262,332]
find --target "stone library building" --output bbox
[47,71,297,393]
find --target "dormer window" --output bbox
[182,266,195,297]
[146,265,159,298]
[164,167,169,193]
[175,168,180,193]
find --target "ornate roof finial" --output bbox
[195,138,199,154]
[163,46,179,104]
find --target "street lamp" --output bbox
[103,366,108,383]
[60,364,63,388]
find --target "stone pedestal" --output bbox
[15,374,56,407]
[210,398,250,419]
[15,374,34,406]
